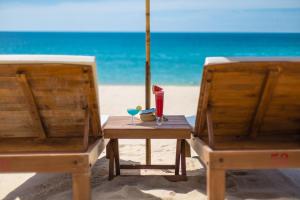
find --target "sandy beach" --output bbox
[1,85,300,200]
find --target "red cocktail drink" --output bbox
[153,85,164,125]
[155,90,164,118]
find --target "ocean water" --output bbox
[0,32,300,85]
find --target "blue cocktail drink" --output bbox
[127,108,140,125]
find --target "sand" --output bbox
[1,85,300,200]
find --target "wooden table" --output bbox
[103,115,192,181]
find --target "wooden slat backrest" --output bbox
[195,57,300,139]
[0,55,102,139]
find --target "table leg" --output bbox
[107,140,115,180]
[184,140,191,157]
[146,139,151,165]
[175,139,181,175]
[105,140,111,159]
[113,139,120,176]
[180,139,187,176]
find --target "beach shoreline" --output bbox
[99,85,200,116]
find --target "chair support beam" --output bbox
[196,70,212,135]
[16,73,47,139]
[249,68,281,138]
[83,70,99,138]
[206,107,215,148]
[83,108,90,151]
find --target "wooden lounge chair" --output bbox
[187,57,300,200]
[0,55,107,200]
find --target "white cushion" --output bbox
[0,55,95,65]
[205,56,300,66]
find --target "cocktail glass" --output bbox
[127,108,140,125]
[155,91,164,126]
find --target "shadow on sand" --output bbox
[3,155,300,200]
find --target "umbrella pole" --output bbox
[145,0,151,165]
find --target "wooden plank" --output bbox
[0,137,98,153]
[206,107,215,148]
[105,142,110,159]
[187,135,211,167]
[163,175,188,182]
[103,116,191,139]
[104,129,190,139]
[205,61,300,72]
[83,69,100,137]
[109,175,187,182]
[209,98,257,108]
[103,116,191,128]
[20,112,82,123]
[0,90,84,99]
[201,135,300,150]
[0,153,89,173]
[184,140,191,157]
[84,63,100,120]
[105,115,190,126]
[27,78,86,90]
[195,70,212,136]
[175,139,181,175]
[105,124,191,129]
[180,139,187,176]
[0,64,85,77]
[0,138,103,154]
[146,139,151,165]
[113,139,120,176]
[88,138,107,166]
[120,165,176,169]
[249,68,281,138]
[108,140,115,180]
[16,73,47,139]
[209,149,300,169]
[83,108,90,151]
[83,70,92,134]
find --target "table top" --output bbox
[103,115,192,139]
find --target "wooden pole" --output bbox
[145,0,151,165]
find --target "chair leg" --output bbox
[72,171,91,200]
[207,168,225,200]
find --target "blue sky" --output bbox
[0,0,299,32]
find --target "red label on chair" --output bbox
[270,153,289,165]
[271,153,289,159]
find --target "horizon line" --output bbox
[1,30,300,34]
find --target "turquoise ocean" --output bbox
[0,32,300,85]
